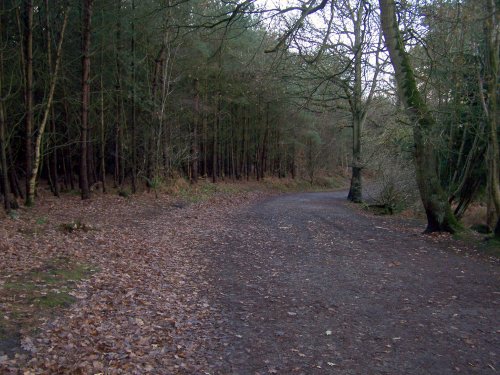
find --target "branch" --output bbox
[265,0,330,53]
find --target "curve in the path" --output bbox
[205,192,499,375]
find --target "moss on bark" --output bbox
[379,0,462,234]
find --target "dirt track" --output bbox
[204,191,499,374]
[1,190,498,374]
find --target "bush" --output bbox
[118,189,130,198]
[369,158,419,214]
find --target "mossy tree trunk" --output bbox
[482,0,500,237]
[379,0,461,233]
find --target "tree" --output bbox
[23,0,34,206]
[261,0,385,202]
[0,23,9,211]
[80,0,94,200]
[379,0,460,233]
[27,5,69,205]
[481,0,500,237]
[0,0,356,212]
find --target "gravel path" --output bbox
[204,191,499,374]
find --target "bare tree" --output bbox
[265,0,385,202]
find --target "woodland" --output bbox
[0,0,498,237]
[0,0,499,373]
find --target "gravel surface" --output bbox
[204,191,499,374]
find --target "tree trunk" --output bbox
[80,0,93,200]
[483,0,500,237]
[7,143,23,199]
[191,78,199,183]
[100,76,106,193]
[347,113,363,202]
[130,0,137,193]
[27,7,68,205]
[212,93,220,183]
[203,110,208,178]
[259,102,270,180]
[113,0,122,187]
[0,8,10,211]
[50,115,59,197]
[23,0,34,206]
[46,1,59,198]
[0,80,9,212]
[379,0,460,233]
[347,4,364,203]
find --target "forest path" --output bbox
[204,191,499,374]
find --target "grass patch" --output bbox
[34,293,76,308]
[118,189,131,198]
[35,216,48,225]
[0,257,95,356]
[17,218,50,237]
[362,203,400,216]
[450,229,500,259]
[479,237,500,258]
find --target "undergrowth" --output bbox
[158,176,347,204]
[479,237,500,258]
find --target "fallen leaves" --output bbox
[0,189,267,373]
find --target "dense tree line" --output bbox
[0,0,498,237]
[0,0,344,210]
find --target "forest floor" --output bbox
[0,184,499,374]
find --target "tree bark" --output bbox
[191,79,200,183]
[23,0,34,206]
[0,80,9,212]
[347,4,364,203]
[27,7,68,205]
[100,75,106,193]
[379,0,460,233]
[130,0,137,193]
[213,93,220,183]
[0,7,10,211]
[46,0,60,198]
[482,0,500,237]
[347,113,362,202]
[80,0,93,200]
[7,143,23,199]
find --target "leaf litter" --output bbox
[0,190,266,373]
